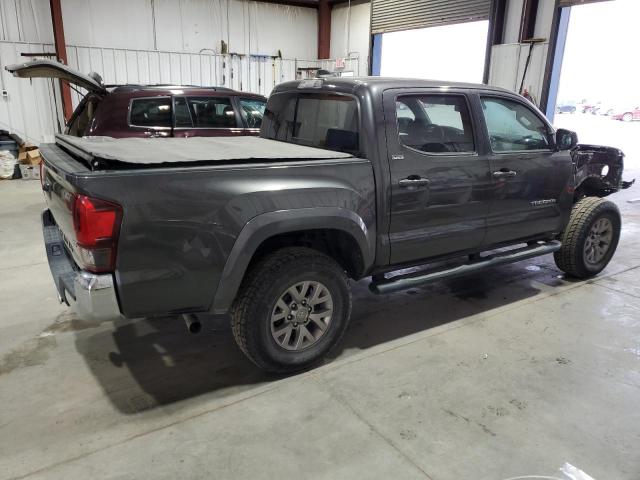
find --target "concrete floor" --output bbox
[1,115,640,480]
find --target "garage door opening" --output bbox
[551,0,640,176]
[554,0,639,122]
[379,21,489,83]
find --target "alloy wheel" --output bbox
[270,281,334,351]
[584,217,613,265]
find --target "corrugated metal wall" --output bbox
[0,41,63,144]
[0,0,319,59]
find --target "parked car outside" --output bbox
[6,59,267,138]
[556,103,576,114]
[612,107,640,122]
[579,103,596,114]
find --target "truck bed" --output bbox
[55,134,353,170]
[39,134,375,319]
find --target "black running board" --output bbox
[369,240,561,294]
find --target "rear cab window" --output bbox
[261,92,360,154]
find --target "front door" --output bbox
[478,95,573,245]
[384,90,493,265]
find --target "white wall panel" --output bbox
[61,0,156,50]
[330,2,370,75]
[0,0,53,43]
[503,0,524,43]
[534,0,556,38]
[1,0,317,59]
[0,41,61,143]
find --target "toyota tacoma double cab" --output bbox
[35,77,632,372]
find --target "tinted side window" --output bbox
[129,97,172,128]
[174,97,192,127]
[481,97,550,152]
[261,92,359,153]
[186,97,237,128]
[239,98,266,128]
[396,95,475,153]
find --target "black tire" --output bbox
[554,197,621,279]
[230,247,352,373]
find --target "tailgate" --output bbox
[39,143,89,266]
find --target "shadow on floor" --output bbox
[74,259,563,414]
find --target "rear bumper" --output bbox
[42,209,121,321]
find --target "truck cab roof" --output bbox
[272,76,515,97]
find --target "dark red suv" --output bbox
[7,59,266,138]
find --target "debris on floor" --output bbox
[0,130,41,180]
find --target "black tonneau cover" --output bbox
[55,134,353,168]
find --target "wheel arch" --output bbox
[210,207,375,314]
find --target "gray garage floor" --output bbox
[1,116,639,480]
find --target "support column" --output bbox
[318,0,331,59]
[370,33,382,76]
[50,0,73,122]
[483,0,507,84]
[544,7,571,121]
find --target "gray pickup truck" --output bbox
[38,77,632,372]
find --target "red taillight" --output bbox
[73,194,122,272]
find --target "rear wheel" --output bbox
[554,197,621,279]
[231,247,352,373]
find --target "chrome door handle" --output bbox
[493,170,517,178]
[399,176,430,187]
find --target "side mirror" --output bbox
[556,128,578,151]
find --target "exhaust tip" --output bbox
[183,314,202,334]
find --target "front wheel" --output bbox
[231,247,352,373]
[623,112,633,122]
[554,197,621,279]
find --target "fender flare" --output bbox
[210,207,375,314]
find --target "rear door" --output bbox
[172,96,245,137]
[384,89,493,265]
[477,94,573,245]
